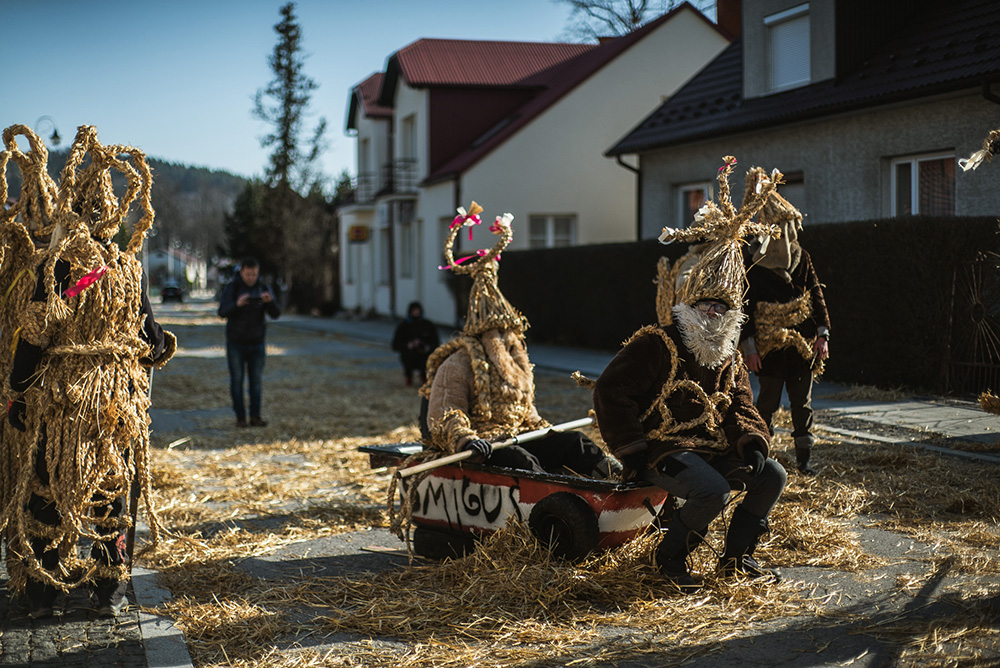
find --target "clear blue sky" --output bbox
[1,0,585,185]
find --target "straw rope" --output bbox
[753,291,827,377]
[0,124,172,593]
[626,325,734,452]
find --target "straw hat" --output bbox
[441,201,528,336]
[658,156,783,309]
[746,166,802,271]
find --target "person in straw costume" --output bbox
[592,157,787,591]
[420,202,615,478]
[0,124,175,618]
[958,127,1000,418]
[739,168,830,475]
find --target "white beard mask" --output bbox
[672,302,747,369]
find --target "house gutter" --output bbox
[615,155,642,240]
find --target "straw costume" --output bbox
[593,157,787,591]
[960,128,1000,416]
[739,167,830,475]
[0,125,175,618]
[420,202,612,477]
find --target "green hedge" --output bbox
[499,217,1000,394]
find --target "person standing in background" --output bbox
[392,301,439,387]
[218,257,280,427]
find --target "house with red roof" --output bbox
[338,3,730,324]
[607,0,1000,239]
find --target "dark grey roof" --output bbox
[608,0,1000,156]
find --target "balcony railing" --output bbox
[381,158,418,195]
[351,172,376,204]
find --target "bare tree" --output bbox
[554,0,715,42]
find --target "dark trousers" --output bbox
[227,340,266,419]
[755,373,814,442]
[643,450,787,531]
[489,430,609,477]
[400,351,430,381]
[27,433,128,582]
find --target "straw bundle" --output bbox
[0,124,173,593]
[659,157,782,309]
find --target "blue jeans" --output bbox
[227,341,266,419]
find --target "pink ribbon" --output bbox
[719,157,737,172]
[63,265,108,298]
[437,248,500,271]
[451,212,483,241]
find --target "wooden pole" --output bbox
[396,416,594,479]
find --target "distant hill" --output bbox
[3,149,248,260]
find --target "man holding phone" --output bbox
[218,257,281,427]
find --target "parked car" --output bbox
[161,280,184,303]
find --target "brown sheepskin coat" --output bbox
[593,323,770,469]
[425,332,547,453]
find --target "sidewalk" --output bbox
[279,313,1000,462]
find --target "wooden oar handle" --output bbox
[396,416,594,479]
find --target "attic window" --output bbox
[766,3,810,93]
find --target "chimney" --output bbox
[715,0,742,39]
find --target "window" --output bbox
[378,227,392,285]
[678,183,713,228]
[766,4,810,93]
[345,237,356,284]
[439,216,453,281]
[779,171,806,217]
[399,221,414,278]
[529,215,576,249]
[401,114,416,160]
[891,153,955,216]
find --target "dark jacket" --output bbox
[218,276,281,344]
[10,260,169,392]
[593,324,769,471]
[742,248,830,380]
[391,317,439,359]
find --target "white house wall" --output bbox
[460,8,730,252]
[638,92,1000,238]
[413,182,459,327]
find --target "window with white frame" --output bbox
[766,4,810,93]
[891,153,955,216]
[677,182,713,228]
[529,215,576,249]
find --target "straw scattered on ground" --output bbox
[136,308,1000,667]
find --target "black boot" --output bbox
[794,435,818,475]
[719,506,779,581]
[654,513,706,593]
[92,578,129,618]
[24,537,60,618]
[24,578,57,619]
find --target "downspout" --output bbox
[983,81,1000,106]
[452,175,463,329]
[616,155,642,240]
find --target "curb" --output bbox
[131,567,194,668]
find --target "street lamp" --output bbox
[35,116,61,146]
